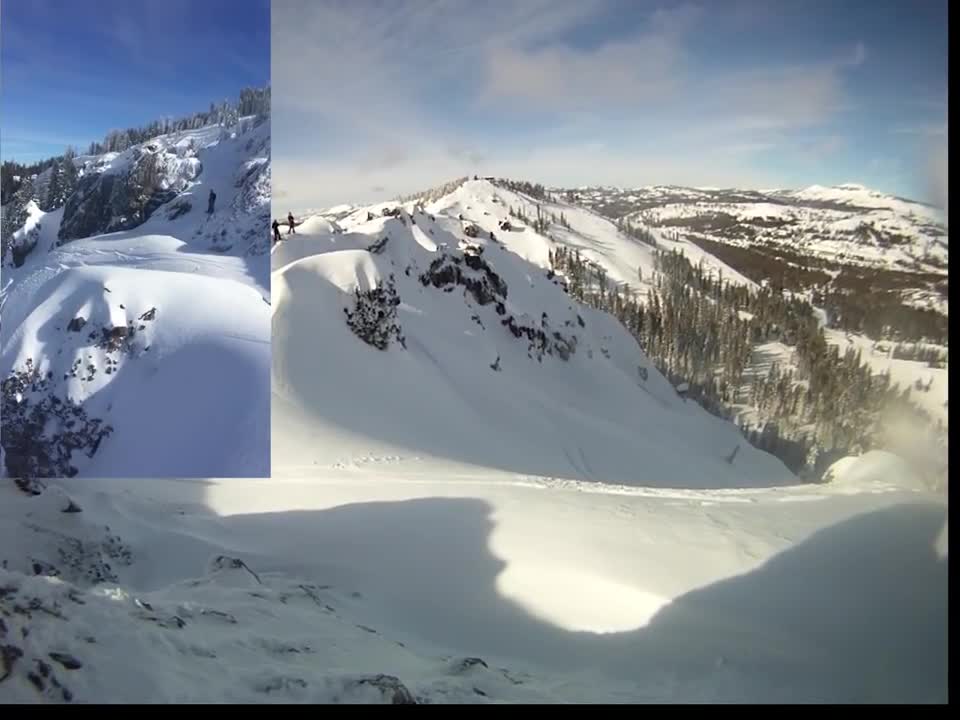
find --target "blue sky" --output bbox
[1,0,270,163]
[273,0,947,210]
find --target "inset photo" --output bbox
[1,0,272,478]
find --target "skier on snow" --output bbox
[207,189,217,214]
[287,211,296,234]
[272,219,281,244]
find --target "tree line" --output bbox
[549,244,945,478]
[680,233,948,344]
[87,86,270,155]
[1,86,270,205]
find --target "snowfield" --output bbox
[0,466,947,704]
[1,119,271,478]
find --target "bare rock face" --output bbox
[100,326,129,353]
[57,148,188,243]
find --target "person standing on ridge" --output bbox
[208,189,217,214]
[287,211,296,235]
[272,219,281,244]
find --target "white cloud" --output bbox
[271,2,875,208]
[893,124,948,137]
[277,137,783,211]
[718,142,778,156]
[927,122,948,216]
[481,33,688,111]
[479,4,701,111]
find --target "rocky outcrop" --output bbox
[420,248,578,362]
[57,148,198,243]
[420,249,509,310]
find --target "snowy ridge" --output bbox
[272,180,790,488]
[1,114,270,478]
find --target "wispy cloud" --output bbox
[480,4,700,112]
[893,123,947,137]
[844,41,868,67]
[272,0,940,208]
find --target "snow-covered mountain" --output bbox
[568,183,948,312]
[0,177,945,704]
[1,106,271,478]
[267,178,947,702]
[275,178,948,484]
[273,182,789,488]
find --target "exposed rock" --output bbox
[14,478,47,496]
[367,236,389,254]
[345,674,416,704]
[450,656,489,674]
[208,555,262,584]
[48,652,82,670]
[255,675,308,694]
[0,644,23,683]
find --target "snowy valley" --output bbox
[573,183,948,287]
[0,89,272,478]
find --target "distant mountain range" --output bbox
[561,183,947,280]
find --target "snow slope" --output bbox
[428,180,755,293]
[1,119,270,478]
[452,180,948,486]
[0,468,947,703]
[272,183,789,488]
